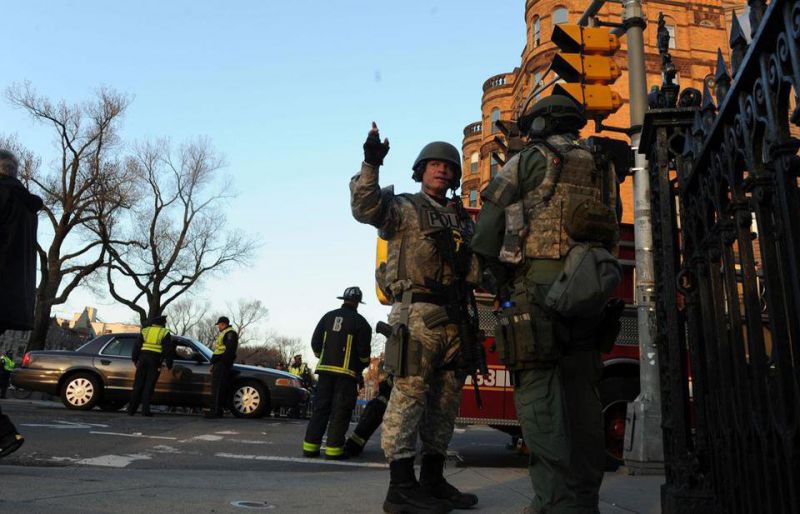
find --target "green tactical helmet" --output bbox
[517,93,587,136]
[411,141,462,188]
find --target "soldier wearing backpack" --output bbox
[472,94,622,514]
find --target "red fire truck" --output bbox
[453,222,640,466]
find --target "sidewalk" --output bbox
[0,463,662,513]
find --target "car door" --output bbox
[156,339,210,404]
[94,336,138,394]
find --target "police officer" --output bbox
[344,373,393,458]
[288,354,313,389]
[206,316,238,418]
[129,314,173,416]
[0,351,15,399]
[351,123,480,513]
[302,287,371,460]
[472,94,620,514]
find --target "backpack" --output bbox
[544,242,622,319]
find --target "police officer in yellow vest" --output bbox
[302,287,372,460]
[206,316,239,418]
[128,314,173,416]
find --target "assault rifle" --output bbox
[434,201,489,410]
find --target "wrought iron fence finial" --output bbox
[747,0,767,38]
[714,49,732,103]
[729,14,748,76]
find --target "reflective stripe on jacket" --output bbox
[141,326,169,354]
[311,305,372,379]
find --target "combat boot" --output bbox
[344,436,364,457]
[383,457,452,514]
[419,454,478,509]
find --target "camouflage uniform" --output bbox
[350,161,480,463]
[473,132,619,514]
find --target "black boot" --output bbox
[383,457,452,514]
[344,437,363,457]
[419,454,478,509]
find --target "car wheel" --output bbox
[61,373,101,411]
[231,381,268,419]
[599,376,640,471]
[97,400,127,412]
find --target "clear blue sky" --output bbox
[0,1,526,358]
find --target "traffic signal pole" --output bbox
[621,0,664,474]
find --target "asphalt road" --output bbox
[0,400,661,513]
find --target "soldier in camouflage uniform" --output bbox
[473,95,620,514]
[350,123,480,514]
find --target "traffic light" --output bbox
[551,24,623,119]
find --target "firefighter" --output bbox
[206,316,238,418]
[351,123,481,513]
[302,287,371,460]
[0,351,15,399]
[472,94,621,514]
[128,314,173,416]
[344,373,393,457]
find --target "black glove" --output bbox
[363,122,390,166]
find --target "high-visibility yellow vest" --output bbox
[1,356,14,372]
[141,325,169,354]
[214,327,234,355]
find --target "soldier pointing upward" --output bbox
[351,122,480,514]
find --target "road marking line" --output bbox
[76,453,151,468]
[181,434,223,442]
[229,439,273,445]
[57,420,110,428]
[215,452,389,469]
[215,430,239,435]
[20,423,92,429]
[89,431,177,440]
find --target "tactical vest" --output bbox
[214,327,234,355]
[376,192,476,302]
[141,325,169,354]
[520,134,617,260]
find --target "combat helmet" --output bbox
[517,93,587,137]
[411,141,462,189]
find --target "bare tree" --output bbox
[195,312,225,348]
[265,334,305,367]
[167,298,209,336]
[227,298,268,345]
[100,138,258,324]
[236,343,282,367]
[4,83,134,350]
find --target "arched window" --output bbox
[469,190,478,207]
[553,7,568,26]
[470,152,479,174]
[533,70,543,99]
[533,16,541,47]
[490,108,501,134]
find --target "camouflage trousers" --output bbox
[381,302,465,462]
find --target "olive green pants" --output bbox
[515,350,605,513]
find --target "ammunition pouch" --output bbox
[499,201,527,265]
[495,279,560,369]
[421,306,451,329]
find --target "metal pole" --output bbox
[621,0,664,474]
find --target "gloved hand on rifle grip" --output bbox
[364,121,390,166]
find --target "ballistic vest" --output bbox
[141,325,169,354]
[522,134,617,259]
[214,327,234,355]
[376,192,477,301]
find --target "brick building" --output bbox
[460,0,745,223]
